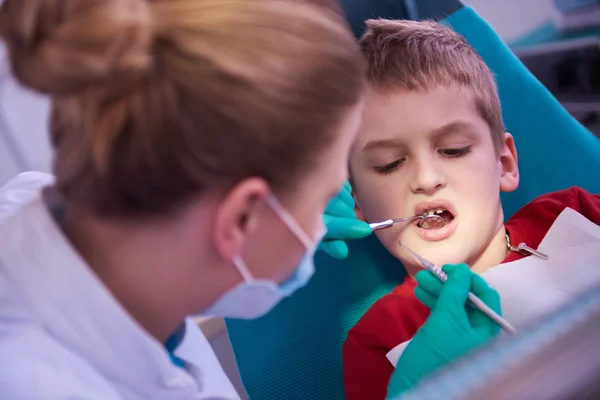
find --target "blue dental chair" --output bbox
[226,2,600,399]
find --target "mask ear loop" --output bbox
[265,195,312,249]
[232,256,255,283]
[232,195,316,284]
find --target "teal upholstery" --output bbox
[444,8,600,218]
[226,5,600,400]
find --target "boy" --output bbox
[343,19,600,400]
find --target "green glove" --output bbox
[387,264,502,398]
[318,181,372,259]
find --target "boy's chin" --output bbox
[399,261,425,278]
[396,252,469,277]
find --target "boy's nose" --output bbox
[409,160,446,195]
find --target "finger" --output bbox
[338,181,355,208]
[317,240,348,259]
[324,196,353,218]
[470,302,502,335]
[414,286,438,309]
[324,216,371,240]
[441,263,458,275]
[469,276,502,329]
[435,263,472,313]
[470,274,501,315]
[415,270,444,298]
[470,274,501,311]
[342,180,352,193]
[342,180,353,195]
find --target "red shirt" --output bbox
[343,187,600,400]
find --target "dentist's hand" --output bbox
[387,264,502,398]
[318,181,371,259]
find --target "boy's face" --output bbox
[350,84,519,275]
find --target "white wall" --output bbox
[465,0,557,42]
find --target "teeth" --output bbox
[422,208,446,217]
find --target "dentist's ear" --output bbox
[213,178,270,262]
[499,133,520,193]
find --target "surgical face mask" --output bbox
[203,195,325,320]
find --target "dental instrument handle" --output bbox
[400,242,517,335]
[369,219,396,231]
[369,216,419,231]
[369,214,442,232]
[467,293,517,334]
[429,266,516,334]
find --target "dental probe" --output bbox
[400,241,517,335]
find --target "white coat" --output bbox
[0,172,241,399]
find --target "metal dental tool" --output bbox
[400,241,517,335]
[369,214,443,232]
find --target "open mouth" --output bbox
[413,201,458,242]
[418,208,455,230]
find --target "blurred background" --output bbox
[2,0,600,187]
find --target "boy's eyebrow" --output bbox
[361,120,477,152]
[430,120,477,140]
[362,138,406,152]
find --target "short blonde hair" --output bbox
[0,0,365,218]
[359,19,505,153]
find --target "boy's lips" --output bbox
[413,218,457,241]
[412,200,458,242]
[414,200,457,217]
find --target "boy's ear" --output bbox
[499,132,520,193]
[352,190,367,222]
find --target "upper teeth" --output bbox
[423,209,444,216]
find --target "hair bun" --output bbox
[0,0,154,96]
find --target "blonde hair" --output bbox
[359,19,505,153]
[0,0,365,217]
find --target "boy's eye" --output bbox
[440,146,472,158]
[374,159,404,174]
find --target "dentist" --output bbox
[0,0,501,398]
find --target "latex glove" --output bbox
[318,181,372,259]
[387,264,501,398]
